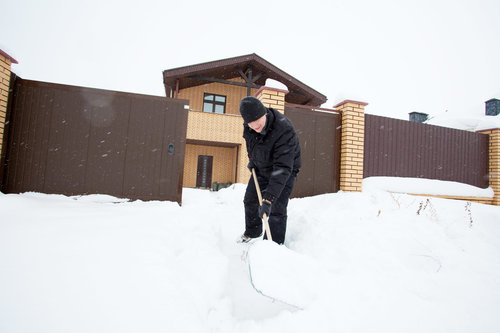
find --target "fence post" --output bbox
[0,49,17,162]
[478,128,500,206]
[334,100,368,192]
[255,85,288,114]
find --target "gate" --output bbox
[1,78,189,203]
[285,105,341,197]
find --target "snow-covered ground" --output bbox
[1,182,499,333]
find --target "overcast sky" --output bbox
[2,0,499,120]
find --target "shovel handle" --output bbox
[252,168,273,242]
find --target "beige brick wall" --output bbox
[478,128,500,206]
[185,110,249,185]
[255,86,287,113]
[183,144,238,188]
[186,110,243,143]
[335,100,367,192]
[178,78,257,115]
[0,54,13,159]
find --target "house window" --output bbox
[203,93,226,114]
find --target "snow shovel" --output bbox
[246,170,324,310]
[252,168,272,242]
[246,240,324,310]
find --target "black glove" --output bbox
[258,200,272,219]
[247,159,255,172]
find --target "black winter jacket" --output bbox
[243,108,301,202]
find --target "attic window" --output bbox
[203,93,226,114]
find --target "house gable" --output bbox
[163,53,327,106]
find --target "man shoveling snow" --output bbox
[237,96,301,245]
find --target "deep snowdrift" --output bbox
[1,184,499,333]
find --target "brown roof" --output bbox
[163,53,327,106]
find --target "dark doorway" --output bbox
[196,155,213,188]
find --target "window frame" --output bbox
[203,93,227,114]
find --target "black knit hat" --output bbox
[239,97,267,124]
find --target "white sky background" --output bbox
[1,0,499,120]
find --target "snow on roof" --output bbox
[264,78,288,91]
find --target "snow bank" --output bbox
[363,176,494,198]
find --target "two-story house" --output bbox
[162,53,327,189]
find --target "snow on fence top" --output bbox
[363,177,494,198]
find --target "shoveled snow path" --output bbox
[181,188,295,319]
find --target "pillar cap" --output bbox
[254,85,289,97]
[333,99,368,108]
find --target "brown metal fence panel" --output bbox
[364,114,489,188]
[285,106,341,197]
[2,78,189,203]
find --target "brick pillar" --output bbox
[0,49,18,160]
[334,100,368,192]
[478,128,500,206]
[254,85,288,114]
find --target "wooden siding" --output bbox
[364,114,490,188]
[178,78,257,115]
[183,143,238,188]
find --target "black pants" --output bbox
[243,173,296,244]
